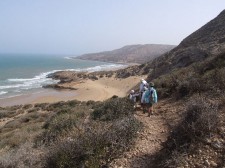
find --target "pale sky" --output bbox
[0,0,224,55]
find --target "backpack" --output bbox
[149,87,157,103]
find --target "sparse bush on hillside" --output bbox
[34,103,48,109]
[0,129,32,148]
[91,97,134,121]
[28,107,40,113]
[213,68,225,90]
[22,104,33,110]
[44,117,141,168]
[44,100,81,113]
[168,96,218,149]
[159,96,219,167]
[0,110,17,119]
[40,111,85,144]
[86,100,97,106]
[0,142,44,168]
[0,97,141,168]
[4,120,22,129]
[67,100,80,107]
[45,101,66,112]
[106,72,113,78]
[153,53,225,99]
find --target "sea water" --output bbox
[0,54,125,99]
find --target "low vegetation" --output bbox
[0,97,141,168]
[150,53,225,167]
[153,52,225,99]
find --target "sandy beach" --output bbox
[0,75,146,107]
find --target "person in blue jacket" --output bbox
[144,82,158,117]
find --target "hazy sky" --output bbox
[0,0,224,55]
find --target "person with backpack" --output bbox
[139,79,148,104]
[144,82,157,117]
[141,86,149,113]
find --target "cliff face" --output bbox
[76,44,175,64]
[146,10,225,79]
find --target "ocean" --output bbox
[0,54,125,99]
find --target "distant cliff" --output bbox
[75,44,175,64]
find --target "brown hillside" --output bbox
[142,9,225,80]
[76,44,175,64]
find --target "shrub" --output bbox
[67,100,80,107]
[0,110,17,119]
[0,142,44,168]
[44,117,141,168]
[27,108,39,113]
[4,120,22,129]
[167,96,219,151]
[40,111,85,144]
[0,130,30,148]
[91,97,134,121]
[22,104,33,110]
[163,151,188,168]
[20,112,40,123]
[86,100,96,106]
[34,103,48,109]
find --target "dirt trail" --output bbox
[110,100,171,168]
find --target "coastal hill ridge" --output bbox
[76,44,175,64]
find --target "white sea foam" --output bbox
[64,64,126,72]
[0,91,7,95]
[0,94,23,99]
[85,64,126,72]
[0,70,60,91]
[0,62,126,99]
[64,57,73,60]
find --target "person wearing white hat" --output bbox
[139,79,148,93]
[129,90,139,108]
[139,79,148,105]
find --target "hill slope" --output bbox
[76,44,175,64]
[145,9,225,79]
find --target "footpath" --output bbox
[110,100,173,168]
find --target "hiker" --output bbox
[139,79,148,102]
[141,86,149,113]
[129,90,139,108]
[144,82,157,116]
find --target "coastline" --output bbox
[0,58,146,107]
[0,89,78,107]
[0,75,146,107]
[72,57,141,67]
